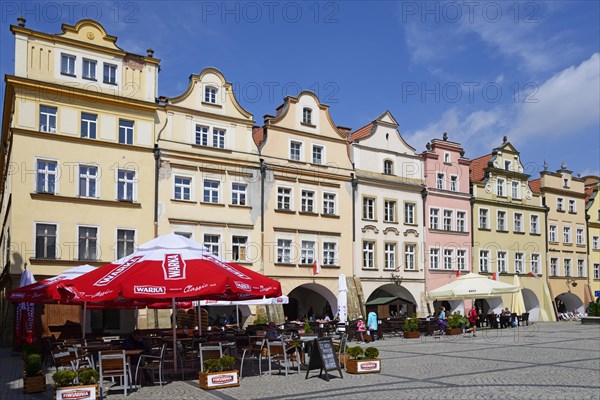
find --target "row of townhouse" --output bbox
[0,19,598,342]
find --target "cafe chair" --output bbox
[98,350,130,398]
[239,337,266,379]
[267,338,301,377]
[333,334,348,368]
[176,340,199,379]
[199,342,223,372]
[51,347,79,371]
[135,343,167,387]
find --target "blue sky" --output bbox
[1,1,599,177]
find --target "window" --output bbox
[78,227,98,261]
[514,213,523,232]
[450,176,458,192]
[36,160,57,194]
[563,178,570,188]
[205,86,217,103]
[103,63,117,84]
[35,223,57,259]
[593,236,599,250]
[531,254,540,275]
[497,211,507,231]
[576,228,584,245]
[443,210,452,231]
[563,226,571,243]
[277,239,292,263]
[277,187,292,210]
[323,193,336,215]
[557,198,564,211]
[577,260,585,277]
[549,225,557,242]
[436,173,445,190]
[79,165,98,197]
[479,250,489,272]
[204,234,220,257]
[384,200,396,222]
[515,252,524,274]
[312,145,323,164]
[496,178,505,196]
[444,153,451,163]
[530,215,539,234]
[195,125,209,146]
[231,183,247,206]
[504,160,512,171]
[290,141,302,161]
[479,209,489,229]
[384,160,394,175]
[430,248,440,270]
[564,259,571,277]
[213,128,225,148]
[568,199,576,213]
[116,229,135,259]
[232,236,247,261]
[457,211,466,232]
[174,176,192,200]
[404,244,415,270]
[405,203,415,225]
[203,180,220,203]
[498,251,507,273]
[302,108,312,124]
[61,54,75,76]
[39,105,57,133]
[363,197,375,220]
[301,190,315,213]
[443,249,453,270]
[430,208,439,230]
[457,250,467,271]
[81,112,97,139]
[362,241,375,269]
[301,241,315,264]
[118,119,134,145]
[511,181,520,199]
[384,243,396,270]
[594,264,600,280]
[550,258,558,277]
[82,59,96,80]
[117,169,136,201]
[323,242,337,265]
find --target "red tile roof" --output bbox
[585,186,594,203]
[529,178,541,194]
[252,126,264,148]
[469,154,492,183]
[349,122,374,143]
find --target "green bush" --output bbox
[588,303,600,317]
[24,354,42,377]
[364,347,379,359]
[22,344,41,356]
[254,315,267,325]
[77,369,99,385]
[447,313,465,329]
[219,355,235,371]
[404,316,419,332]
[303,319,312,335]
[202,358,221,373]
[52,369,77,387]
[346,345,364,360]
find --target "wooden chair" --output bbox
[98,350,129,398]
[199,342,223,372]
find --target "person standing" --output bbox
[466,307,478,337]
[367,311,378,342]
[356,317,366,343]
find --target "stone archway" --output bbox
[287,283,337,321]
[367,284,418,317]
[555,292,584,314]
[522,288,540,321]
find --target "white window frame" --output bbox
[443,249,453,270]
[203,180,220,203]
[497,210,507,231]
[550,258,559,277]
[77,225,99,261]
[576,228,584,245]
[405,203,415,225]
[594,263,600,280]
[302,107,312,124]
[504,160,512,171]
[289,140,303,161]
[300,241,315,264]
[444,152,451,164]
[577,259,585,277]
[383,160,394,175]
[443,209,453,231]
[322,242,337,265]
[277,239,292,263]
[430,208,440,230]
[212,128,226,149]
[515,252,524,274]
[404,244,416,270]
[363,197,375,220]
[498,251,507,273]
[531,253,540,275]
[231,236,248,262]
[301,190,315,213]
[204,234,220,257]
[116,228,136,259]
[479,208,489,229]
[384,242,396,271]
[231,182,247,206]
[511,181,520,199]
[514,212,523,233]
[557,197,564,211]
[457,249,467,271]
[35,222,58,259]
[568,199,576,213]
[436,172,445,190]
[205,86,217,103]
[384,200,396,223]
[61,53,76,76]
[82,58,96,80]
[36,158,59,194]
[496,178,505,197]
[549,225,557,242]
[593,236,599,250]
[116,169,136,201]
[563,226,572,244]
[564,258,572,277]
[479,250,489,272]
[78,164,99,198]
[118,119,134,145]
[311,144,324,165]
[174,175,193,201]
[530,214,539,234]
[362,241,375,269]
[323,192,337,215]
[195,125,209,146]
[277,186,292,210]
[103,63,117,84]
[39,105,57,133]
[81,112,97,139]
[429,248,440,270]
[456,211,466,232]
[450,175,458,192]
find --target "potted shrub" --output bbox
[345,345,381,374]
[403,316,420,339]
[53,369,99,400]
[23,353,46,394]
[446,313,464,335]
[199,355,239,390]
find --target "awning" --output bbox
[365,296,414,306]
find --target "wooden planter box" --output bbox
[23,373,46,394]
[445,328,462,335]
[338,354,348,368]
[55,384,99,400]
[199,370,239,390]
[346,358,381,374]
[403,331,420,339]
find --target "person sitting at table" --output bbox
[265,322,298,355]
[122,329,152,385]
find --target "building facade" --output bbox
[0,19,159,343]
[421,134,472,315]
[349,112,426,317]
[470,139,554,321]
[584,176,600,301]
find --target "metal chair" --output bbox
[98,350,129,398]
[199,342,224,372]
[135,343,167,387]
[266,338,301,377]
[239,337,266,378]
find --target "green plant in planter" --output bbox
[219,356,236,371]
[203,359,221,373]
[254,314,268,325]
[77,369,99,385]
[346,345,364,360]
[303,318,312,335]
[24,354,42,377]
[52,370,77,387]
[447,313,465,329]
[404,316,419,332]
[23,344,41,356]
[589,303,600,317]
[364,347,379,359]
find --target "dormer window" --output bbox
[302,108,312,125]
[504,160,512,171]
[205,86,217,104]
[383,160,394,175]
[444,153,451,164]
[563,178,570,188]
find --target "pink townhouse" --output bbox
[421,134,472,315]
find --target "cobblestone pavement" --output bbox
[3,322,599,400]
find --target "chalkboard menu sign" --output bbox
[305,338,343,381]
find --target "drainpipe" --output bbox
[153,145,161,238]
[543,196,559,320]
[259,159,267,276]
[421,188,430,315]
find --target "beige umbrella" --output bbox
[511,275,526,315]
[427,273,519,301]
